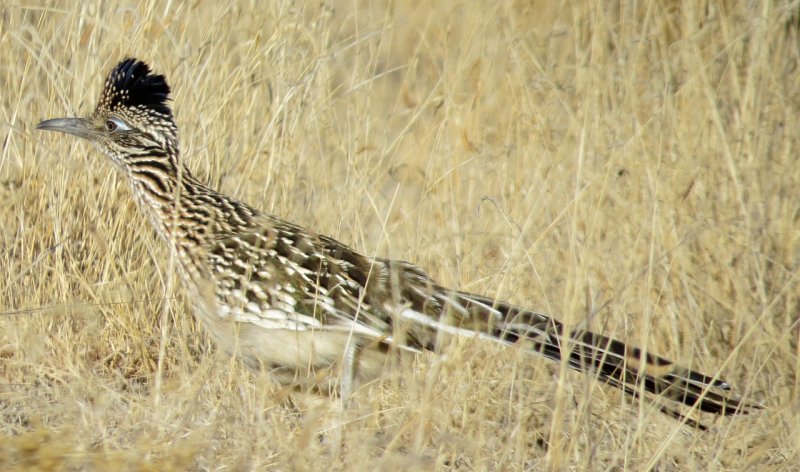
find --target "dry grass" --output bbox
[1,0,797,470]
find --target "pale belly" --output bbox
[192,295,390,392]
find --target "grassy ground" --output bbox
[1,0,797,470]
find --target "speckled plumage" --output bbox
[37,58,761,429]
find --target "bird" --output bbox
[37,58,759,429]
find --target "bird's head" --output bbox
[37,58,178,169]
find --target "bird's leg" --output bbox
[340,336,359,407]
[325,337,360,456]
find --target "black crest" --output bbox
[99,58,171,116]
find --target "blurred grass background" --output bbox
[1,0,797,469]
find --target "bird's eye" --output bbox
[105,117,131,132]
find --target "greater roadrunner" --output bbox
[37,58,759,429]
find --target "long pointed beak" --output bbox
[36,117,95,140]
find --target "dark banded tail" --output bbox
[448,291,761,427]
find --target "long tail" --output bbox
[439,290,761,426]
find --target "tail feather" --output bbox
[449,291,761,421]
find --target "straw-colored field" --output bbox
[1,1,796,470]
